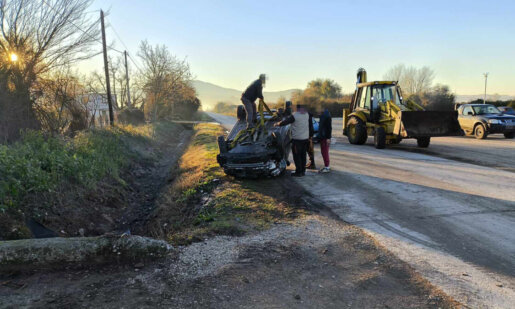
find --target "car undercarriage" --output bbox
[217,107,291,178]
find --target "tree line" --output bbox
[0,0,200,143]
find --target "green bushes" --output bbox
[0,127,147,211]
[212,102,238,115]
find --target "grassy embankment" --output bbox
[0,122,180,239]
[150,123,303,245]
[1,119,301,242]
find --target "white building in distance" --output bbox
[78,93,118,127]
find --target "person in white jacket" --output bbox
[274,104,310,177]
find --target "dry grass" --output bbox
[148,123,303,245]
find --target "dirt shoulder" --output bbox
[0,123,458,308]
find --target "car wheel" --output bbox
[504,132,515,139]
[474,124,487,139]
[417,137,430,148]
[218,135,228,153]
[390,137,402,145]
[374,127,386,149]
[346,117,367,145]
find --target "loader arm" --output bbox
[405,99,424,111]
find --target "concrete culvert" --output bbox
[0,235,174,273]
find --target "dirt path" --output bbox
[0,218,453,308]
[0,121,457,308]
[0,179,455,309]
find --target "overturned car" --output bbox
[217,105,291,178]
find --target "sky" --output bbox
[82,0,515,95]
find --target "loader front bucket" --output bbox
[395,111,463,138]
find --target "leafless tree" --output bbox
[0,0,100,81]
[383,64,435,96]
[33,67,85,134]
[383,64,406,82]
[0,0,100,140]
[137,40,194,120]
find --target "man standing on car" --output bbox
[318,108,332,173]
[241,74,266,128]
[274,104,310,177]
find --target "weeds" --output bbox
[0,123,171,212]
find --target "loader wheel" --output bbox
[504,132,514,139]
[347,117,367,145]
[237,105,246,121]
[417,137,431,148]
[218,135,228,153]
[374,127,386,149]
[390,137,402,145]
[474,124,487,139]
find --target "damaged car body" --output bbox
[217,105,291,178]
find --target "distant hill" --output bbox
[192,80,300,110]
[455,94,515,103]
[192,80,515,108]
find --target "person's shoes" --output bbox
[319,167,331,173]
[306,162,316,170]
[291,172,303,177]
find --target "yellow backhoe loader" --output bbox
[343,68,463,149]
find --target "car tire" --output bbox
[390,137,402,145]
[218,135,228,153]
[504,132,515,139]
[374,127,386,149]
[417,137,431,148]
[474,124,487,139]
[237,105,246,121]
[347,117,367,145]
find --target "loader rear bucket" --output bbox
[395,111,463,138]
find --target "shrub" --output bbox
[213,102,238,114]
[0,126,149,212]
[118,108,146,125]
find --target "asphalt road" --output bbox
[206,112,515,308]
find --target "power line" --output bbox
[41,0,142,74]
[127,52,143,73]
[106,17,143,73]
[40,0,124,54]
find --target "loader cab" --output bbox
[351,82,402,123]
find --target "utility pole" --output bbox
[483,73,489,104]
[100,10,114,125]
[124,51,132,107]
[112,66,117,107]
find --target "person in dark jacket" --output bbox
[318,108,332,173]
[306,111,316,170]
[241,74,266,128]
[284,100,293,117]
[274,104,310,177]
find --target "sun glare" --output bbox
[10,53,18,62]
